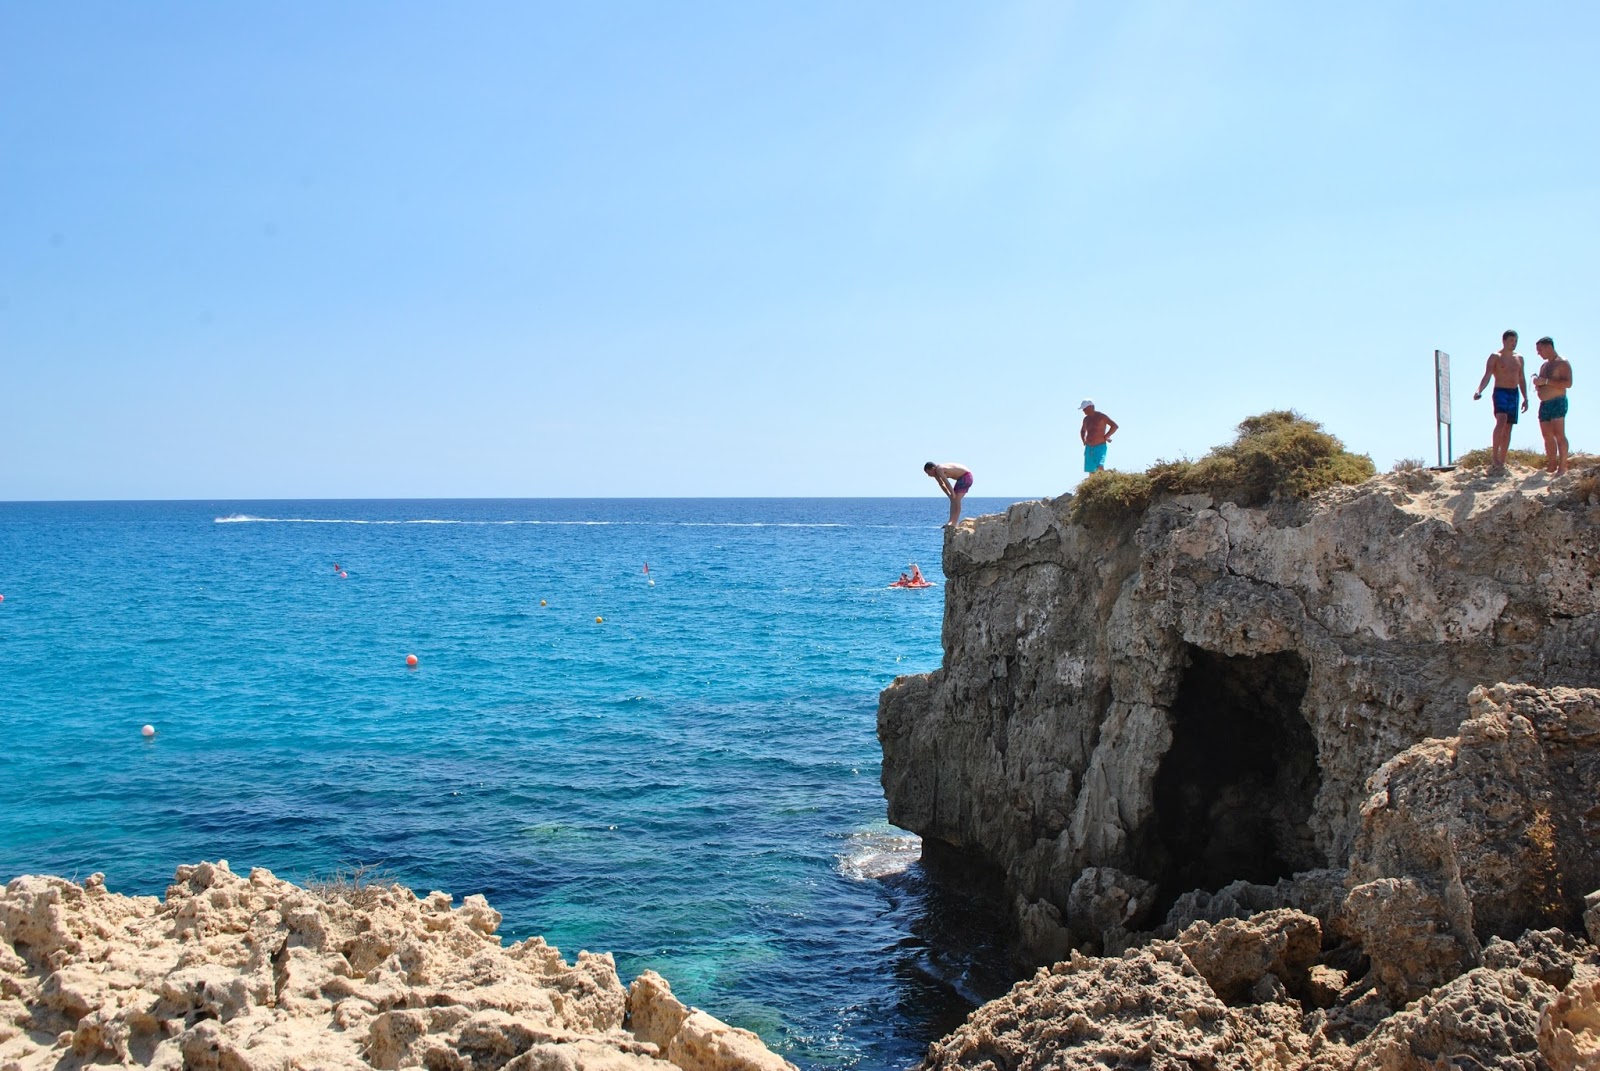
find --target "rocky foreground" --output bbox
[0,861,793,1071]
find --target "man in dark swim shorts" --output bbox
[924,462,973,527]
[1532,336,1573,475]
[1472,330,1528,471]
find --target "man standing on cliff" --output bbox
[1532,336,1573,475]
[1079,400,1118,473]
[924,461,974,527]
[1472,330,1528,471]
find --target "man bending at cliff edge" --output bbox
[924,462,973,527]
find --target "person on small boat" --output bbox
[909,563,926,585]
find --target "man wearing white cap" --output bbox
[1079,399,1118,473]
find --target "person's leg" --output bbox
[947,492,963,526]
[1493,413,1510,467]
[1554,416,1569,475]
[1541,418,1559,472]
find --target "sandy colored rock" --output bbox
[1177,909,1321,1004]
[1343,966,1560,1071]
[0,862,792,1071]
[1350,683,1600,943]
[915,941,1313,1071]
[1540,976,1600,1071]
[879,471,1600,962]
[626,971,794,1071]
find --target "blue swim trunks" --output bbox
[1492,386,1520,425]
[1539,395,1569,423]
[1084,442,1108,472]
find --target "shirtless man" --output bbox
[1471,330,1528,471]
[1079,399,1119,473]
[1532,336,1573,475]
[924,462,973,526]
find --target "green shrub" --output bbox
[1071,410,1374,524]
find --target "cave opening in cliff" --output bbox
[1147,646,1321,911]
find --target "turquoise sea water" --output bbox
[0,498,1016,1069]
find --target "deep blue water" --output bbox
[0,498,1017,1069]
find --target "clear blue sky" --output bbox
[3,2,1596,499]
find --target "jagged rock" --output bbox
[1062,867,1156,954]
[0,863,793,1071]
[1342,966,1561,1071]
[1586,890,1600,947]
[626,971,793,1071]
[1014,896,1074,965]
[1481,929,1580,990]
[1349,683,1600,944]
[1176,908,1321,1005]
[1306,965,1347,1008]
[880,471,1600,960]
[915,941,1313,1071]
[1540,976,1600,1071]
[1342,877,1477,1006]
[1163,869,1348,936]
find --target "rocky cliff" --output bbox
[0,861,793,1071]
[880,466,1600,955]
[881,463,1600,1068]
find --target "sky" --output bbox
[3,1,1596,499]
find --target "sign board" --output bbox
[1435,350,1453,467]
[1435,350,1452,424]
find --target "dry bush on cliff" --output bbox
[1457,447,1557,469]
[307,861,400,908]
[1072,411,1374,524]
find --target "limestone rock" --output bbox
[1062,867,1156,954]
[916,941,1313,1071]
[1176,909,1321,1005]
[1344,966,1560,1071]
[626,971,796,1071]
[880,471,1600,959]
[0,863,790,1071]
[1587,890,1600,948]
[1540,976,1600,1071]
[1349,683,1600,943]
[1342,877,1477,1006]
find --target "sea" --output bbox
[0,498,1020,1070]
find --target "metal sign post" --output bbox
[1435,350,1453,467]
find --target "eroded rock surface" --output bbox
[880,469,1600,959]
[0,862,794,1071]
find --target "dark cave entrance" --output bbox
[1146,646,1322,912]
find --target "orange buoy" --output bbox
[140,724,155,737]
[406,654,419,667]
[595,616,603,624]
[339,571,348,579]
[540,599,547,607]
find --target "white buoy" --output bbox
[647,579,655,587]
[140,725,156,738]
